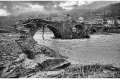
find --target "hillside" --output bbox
[70,1,120,20]
[77,2,120,20]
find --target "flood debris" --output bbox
[0,33,120,78]
[0,33,70,78]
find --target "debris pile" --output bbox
[0,33,120,78]
[0,34,70,78]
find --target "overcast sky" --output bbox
[0,1,120,16]
[0,1,95,16]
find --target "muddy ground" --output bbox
[0,33,120,78]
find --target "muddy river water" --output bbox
[34,31,120,65]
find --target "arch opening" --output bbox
[33,25,62,39]
[47,25,62,39]
[74,24,84,30]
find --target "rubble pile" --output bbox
[0,33,120,78]
[0,34,70,78]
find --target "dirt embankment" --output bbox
[0,33,120,78]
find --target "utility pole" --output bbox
[112,8,118,27]
[42,23,45,40]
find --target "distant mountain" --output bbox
[88,2,120,19]
[78,1,120,9]
[70,1,120,19]
[97,2,120,16]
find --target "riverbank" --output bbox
[0,33,120,78]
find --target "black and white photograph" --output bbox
[0,0,120,78]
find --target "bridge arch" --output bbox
[47,25,62,38]
[18,18,62,39]
[74,24,84,30]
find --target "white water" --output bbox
[34,31,120,65]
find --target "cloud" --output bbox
[0,1,65,15]
[27,3,44,12]
[12,3,44,14]
[0,1,74,16]
[0,9,10,16]
[0,1,116,16]
[58,1,93,10]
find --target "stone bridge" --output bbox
[17,18,90,39]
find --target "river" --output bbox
[34,31,120,66]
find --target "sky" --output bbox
[0,1,119,16]
[0,1,94,16]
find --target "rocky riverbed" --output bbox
[0,33,120,78]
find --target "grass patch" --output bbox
[46,64,120,78]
